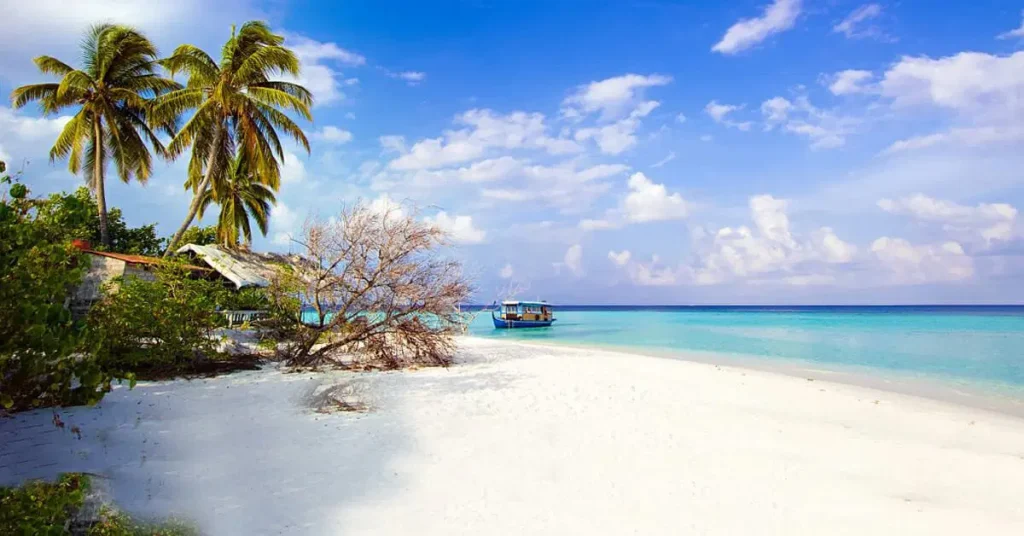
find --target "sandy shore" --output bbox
[3,336,1024,534]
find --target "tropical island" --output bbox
[4,4,1024,535]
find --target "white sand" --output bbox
[3,336,1024,535]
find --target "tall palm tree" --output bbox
[10,24,178,247]
[156,21,311,256]
[198,150,276,248]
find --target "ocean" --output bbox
[465,306,1024,401]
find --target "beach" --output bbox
[3,336,1024,534]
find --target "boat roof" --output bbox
[502,300,553,306]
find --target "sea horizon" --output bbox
[465,305,1024,415]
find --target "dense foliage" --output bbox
[0,171,112,412]
[0,473,195,535]
[35,187,163,256]
[85,263,229,376]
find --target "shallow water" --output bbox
[466,306,1024,396]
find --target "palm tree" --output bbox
[10,24,178,247]
[198,150,276,248]
[156,21,311,256]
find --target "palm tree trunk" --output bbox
[93,117,110,248]
[163,125,225,257]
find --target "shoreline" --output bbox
[4,337,1024,534]
[464,335,1024,419]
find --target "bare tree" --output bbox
[268,201,473,369]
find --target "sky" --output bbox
[2,0,1023,304]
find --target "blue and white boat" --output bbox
[492,300,556,328]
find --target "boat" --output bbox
[492,300,556,328]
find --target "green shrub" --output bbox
[84,262,229,377]
[0,172,112,412]
[0,473,196,535]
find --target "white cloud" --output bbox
[871,237,973,284]
[690,194,856,285]
[833,4,890,41]
[608,250,632,266]
[270,202,299,246]
[877,51,1024,152]
[675,113,687,123]
[0,106,72,141]
[425,211,486,244]
[878,194,1018,245]
[705,101,752,131]
[997,10,1024,40]
[623,172,689,222]
[563,244,584,276]
[312,126,354,145]
[700,134,713,142]
[574,101,661,154]
[651,152,677,168]
[379,135,407,154]
[760,95,857,149]
[632,261,679,286]
[280,152,307,184]
[366,194,406,221]
[284,35,366,106]
[562,74,671,120]
[826,69,874,95]
[478,160,629,210]
[387,70,426,85]
[712,0,802,55]
[879,51,1024,116]
[499,263,514,279]
[602,252,626,268]
[389,109,580,170]
[882,126,1024,154]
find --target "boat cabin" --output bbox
[499,300,554,322]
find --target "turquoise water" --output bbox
[466,307,1024,392]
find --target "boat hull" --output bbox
[491,313,555,329]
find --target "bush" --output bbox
[0,169,112,412]
[35,187,163,256]
[0,473,196,535]
[268,202,472,369]
[84,262,229,377]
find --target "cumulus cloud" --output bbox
[705,101,752,131]
[270,202,300,246]
[878,194,1018,246]
[280,152,308,184]
[574,101,661,154]
[623,172,689,222]
[499,263,514,279]
[878,51,1024,152]
[312,126,354,144]
[871,237,973,284]
[760,95,858,149]
[284,35,366,106]
[689,194,856,285]
[826,69,875,95]
[996,10,1024,40]
[560,244,584,276]
[562,74,671,120]
[608,250,632,266]
[388,109,581,170]
[424,211,487,244]
[579,172,688,230]
[712,0,802,55]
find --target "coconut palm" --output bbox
[156,21,311,256]
[10,24,179,247]
[197,150,276,248]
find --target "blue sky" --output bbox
[2,0,1024,304]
